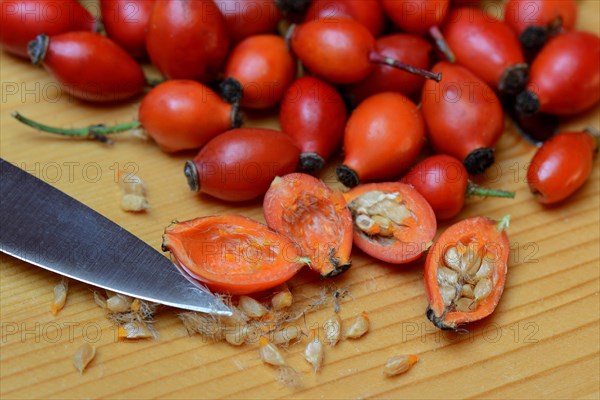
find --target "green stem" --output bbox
[11,112,140,142]
[466,181,515,199]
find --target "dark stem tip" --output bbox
[28,34,49,65]
[336,165,360,188]
[160,237,169,253]
[322,262,352,278]
[426,307,455,331]
[498,64,529,96]
[515,90,540,116]
[219,77,243,105]
[299,152,325,173]
[230,102,243,128]
[275,0,312,15]
[519,26,548,50]
[88,124,112,144]
[463,147,495,175]
[184,160,200,192]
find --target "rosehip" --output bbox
[442,7,527,95]
[146,0,229,81]
[421,62,504,174]
[222,34,296,109]
[100,0,155,59]
[337,92,425,187]
[279,76,347,172]
[0,0,96,58]
[304,0,385,37]
[504,0,577,51]
[527,129,598,204]
[185,128,300,202]
[290,18,441,85]
[28,32,145,103]
[346,34,433,104]
[139,80,241,152]
[516,31,600,116]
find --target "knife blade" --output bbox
[0,158,231,316]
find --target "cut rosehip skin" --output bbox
[162,215,308,295]
[263,173,353,277]
[425,216,510,330]
[344,183,436,264]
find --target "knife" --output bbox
[0,158,231,316]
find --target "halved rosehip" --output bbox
[162,215,308,295]
[343,182,436,264]
[425,216,510,330]
[263,173,353,277]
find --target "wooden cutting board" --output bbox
[1,2,599,398]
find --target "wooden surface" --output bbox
[1,2,599,398]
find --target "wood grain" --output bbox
[1,1,599,398]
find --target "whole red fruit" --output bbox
[215,0,281,43]
[337,92,425,187]
[442,7,527,95]
[504,0,577,35]
[279,76,347,171]
[516,31,600,116]
[100,0,155,59]
[304,0,385,37]
[346,34,433,104]
[146,0,229,81]
[223,34,296,109]
[290,18,375,84]
[28,32,145,103]
[527,131,598,204]
[185,128,300,202]
[421,62,504,174]
[382,0,450,35]
[401,155,469,220]
[0,0,96,58]
[139,80,241,152]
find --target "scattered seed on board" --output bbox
[259,337,286,366]
[118,321,155,340]
[224,325,248,346]
[323,313,342,346]
[106,294,132,313]
[303,330,324,372]
[344,312,370,339]
[117,170,149,212]
[220,302,250,327]
[271,326,301,345]
[51,277,68,316]
[73,343,96,374]
[271,286,293,311]
[383,354,419,377]
[239,296,269,319]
